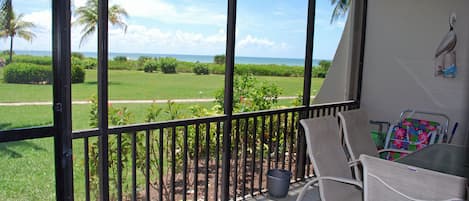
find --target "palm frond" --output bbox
[17,30,35,42]
[73,0,129,46]
[330,0,350,23]
[79,24,96,47]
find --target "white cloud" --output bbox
[110,0,226,26]
[71,24,228,55]
[5,4,292,57]
[237,35,275,48]
[23,10,52,33]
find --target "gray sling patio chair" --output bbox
[338,110,411,180]
[296,116,362,201]
[360,154,466,201]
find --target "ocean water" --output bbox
[14,50,323,66]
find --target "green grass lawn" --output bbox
[0,69,323,102]
[0,68,323,200]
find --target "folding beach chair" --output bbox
[383,110,450,160]
[338,109,411,180]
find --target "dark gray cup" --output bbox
[267,169,292,198]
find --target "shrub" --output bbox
[3,63,52,84]
[72,57,96,70]
[193,62,209,75]
[213,54,225,64]
[114,56,128,62]
[71,65,85,83]
[313,60,331,78]
[233,64,303,77]
[209,64,225,74]
[71,52,85,59]
[174,61,195,73]
[82,58,97,69]
[159,57,177,73]
[215,74,281,113]
[12,55,52,65]
[138,56,153,66]
[1,50,13,56]
[109,60,139,70]
[3,62,85,84]
[143,60,158,73]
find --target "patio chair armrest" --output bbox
[320,177,363,188]
[377,148,412,154]
[296,177,362,201]
[348,159,361,167]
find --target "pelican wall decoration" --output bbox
[434,13,457,78]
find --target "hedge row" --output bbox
[2,54,328,78]
[207,63,304,77]
[4,63,52,84]
[9,55,53,65]
[3,62,85,84]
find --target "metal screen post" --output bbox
[221,0,237,200]
[296,0,316,180]
[52,0,74,200]
[97,0,110,200]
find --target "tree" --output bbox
[0,0,12,29]
[0,9,36,63]
[330,0,350,23]
[74,0,128,47]
[213,54,225,65]
[319,60,331,72]
[0,0,11,60]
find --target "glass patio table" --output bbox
[396,143,468,178]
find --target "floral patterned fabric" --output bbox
[384,118,440,160]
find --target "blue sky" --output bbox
[3,0,346,60]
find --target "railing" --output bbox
[72,101,358,201]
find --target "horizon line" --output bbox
[11,49,332,61]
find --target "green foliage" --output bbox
[319,60,331,70]
[137,56,153,66]
[213,54,225,64]
[2,10,37,62]
[74,0,128,46]
[143,59,158,73]
[72,57,97,70]
[6,55,52,65]
[3,62,52,84]
[1,50,14,55]
[193,61,209,75]
[292,93,303,106]
[71,52,85,59]
[113,56,127,62]
[313,60,331,78]
[234,64,303,77]
[215,74,281,113]
[3,60,84,84]
[145,103,163,122]
[208,63,225,74]
[71,65,86,83]
[81,58,97,69]
[174,61,195,73]
[108,60,139,70]
[87,95,134,199]
[159,57,177,74]
[330,0,350,23]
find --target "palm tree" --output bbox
[0,0,12,58]
[74,0,128,47]
[0,10,35,63]
[330,0,350,23]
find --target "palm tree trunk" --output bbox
[9,35,13,63]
